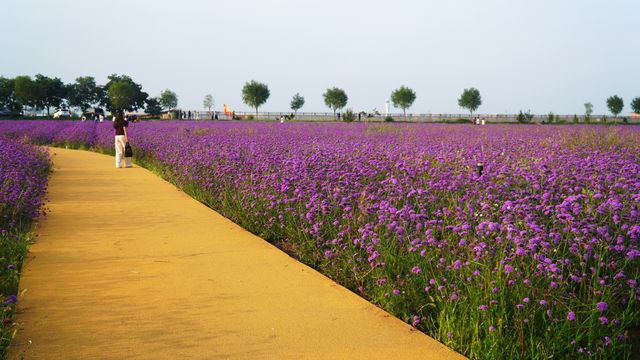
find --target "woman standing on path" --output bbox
[113,110,131,168]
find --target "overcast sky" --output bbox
[2,0,638,114]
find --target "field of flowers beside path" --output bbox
[0,135,50,358]
[1,120,639,359]
[8,148,462,360]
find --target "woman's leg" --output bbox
[115,136,125,168]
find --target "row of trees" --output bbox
[2,74,638,118]
[241,80,483,118]
[0,74,181,116]
[581,96,638,121]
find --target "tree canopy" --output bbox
[145,97,162,115]
[606,95,624,117]
[33,74,66,115]
[159,89,178,110]
[105,74,148,112]
[0,77,20,112]
[584,102,593,116]
[458,88,482,116]
[13,76,41,110]
[203,94,214,112]
[242,80,270,114]
[67,76,100,111]
[290,93,305,114]
[390,86,416,117]
[323,87,348,117]
[630,97,640,114]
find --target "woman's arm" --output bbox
[123,126,129,143]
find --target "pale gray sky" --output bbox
[2,0,639,114]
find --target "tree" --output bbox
[583,102,594,123]
[145,97,162,116]
[323,87,348,119]
[34,74,66,116]
[96,85,109,109]
[458,88,482,117]
[104,74,148,112]
[584,102,593,117]
[390,86,416,117]
[14,75,42,111]
[203,94,214,112]
[108,80,138,112]
[290,93,305,114]
[159,89,178,110]
[242,80,270,114]
[606,95,624,118]
[0,77,21,112]
[630,97,640,114]
[67,76,100,111]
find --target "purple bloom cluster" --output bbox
[1,120,639,359]
[0,134,51,229]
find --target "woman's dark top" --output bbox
[113,118,128,136]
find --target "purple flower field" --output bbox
[1,120,639,359]
[0,133,51,354]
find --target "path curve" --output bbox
[10,148,464,360]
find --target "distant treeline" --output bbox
[1,74,639,120]
[0,74,158,116]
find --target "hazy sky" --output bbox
[2,0,639,114]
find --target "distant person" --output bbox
[188,110,192,119]
[337,112,341,120]
[113,110,132,168]
[99,114,104,122]
[280,115,285,123]
[214,111,218,120]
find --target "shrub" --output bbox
[445,118,473,124]
[384,116,395,122]
[343,109,355,122]
[517,110,534,123]
[547,112,555,123]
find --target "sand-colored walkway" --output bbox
[10,148,464,360]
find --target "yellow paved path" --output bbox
[10,148,464,360]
